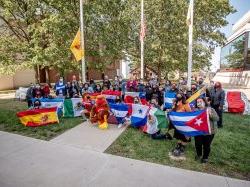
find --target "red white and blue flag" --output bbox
[109,103,129,124]
[168,109,211,136]
[131,104,149,127]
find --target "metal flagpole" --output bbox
[80,0,86,83]
[187,0,194,89]
[140,0,144,80]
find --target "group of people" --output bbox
[25,74,226,163]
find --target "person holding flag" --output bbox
[194,97,219,163]
[170,92,192,157]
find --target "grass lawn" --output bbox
[0,99,82,140]
[106,113,250,180]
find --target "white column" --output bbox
[140,0,144,80]
[187,0,194,89]
[80,0,86,82]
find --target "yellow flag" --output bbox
[70,30,84,61]
[186,86,206,104]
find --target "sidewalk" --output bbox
[0,131,249,187]
[51,121,126,152]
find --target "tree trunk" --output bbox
[35,65,40,84]
[45,67,50,84]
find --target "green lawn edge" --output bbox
[105,113,250,181]
[0,99,82,141]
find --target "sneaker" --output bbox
[172,148,181,157]
[201,158,208,163]
[171,143,181,153]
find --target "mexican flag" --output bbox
[63,98,83,117]
[142,107,168,134]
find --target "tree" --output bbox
[123,0,235,79]
[0,0,235,81]
[0,0,80,81]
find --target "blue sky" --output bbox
[211,0,250,71]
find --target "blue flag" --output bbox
[164,92,176,109]
[109,103,129,124]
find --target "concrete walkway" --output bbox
[51,122,126,152]
[0,131,249,187]
[0,92,15,99]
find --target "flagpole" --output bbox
[187,0,194,90]
[140,0,144,80]
[80,0,86,83]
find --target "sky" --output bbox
[211,0,250,71]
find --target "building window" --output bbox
[220,32,247,69]
[247,32,250,66]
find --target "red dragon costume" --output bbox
[90,95,110,129]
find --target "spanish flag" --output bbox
[70,30,84,61]
[17,107,59,127]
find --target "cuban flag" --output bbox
[131,104,149,127]
[164,92,176,109]
[168,109,211,136]
[109,103,129,124]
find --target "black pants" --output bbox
[213,105,223,128]
[194,134,214,159]
[27,99,33,107]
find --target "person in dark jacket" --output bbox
[145,83,153,101]
[209,82,225,128]
[26,83,34,107]
[95,84,102,93]
[170,83,179,94]
[33,84,43,98]
[103,75,111,90]
[138,79,145,92]
[69,82,79,98]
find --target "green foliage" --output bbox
[225,38,245,68]
[0,0,235,78]
[0,0,80,75]
[124,0,235,77]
